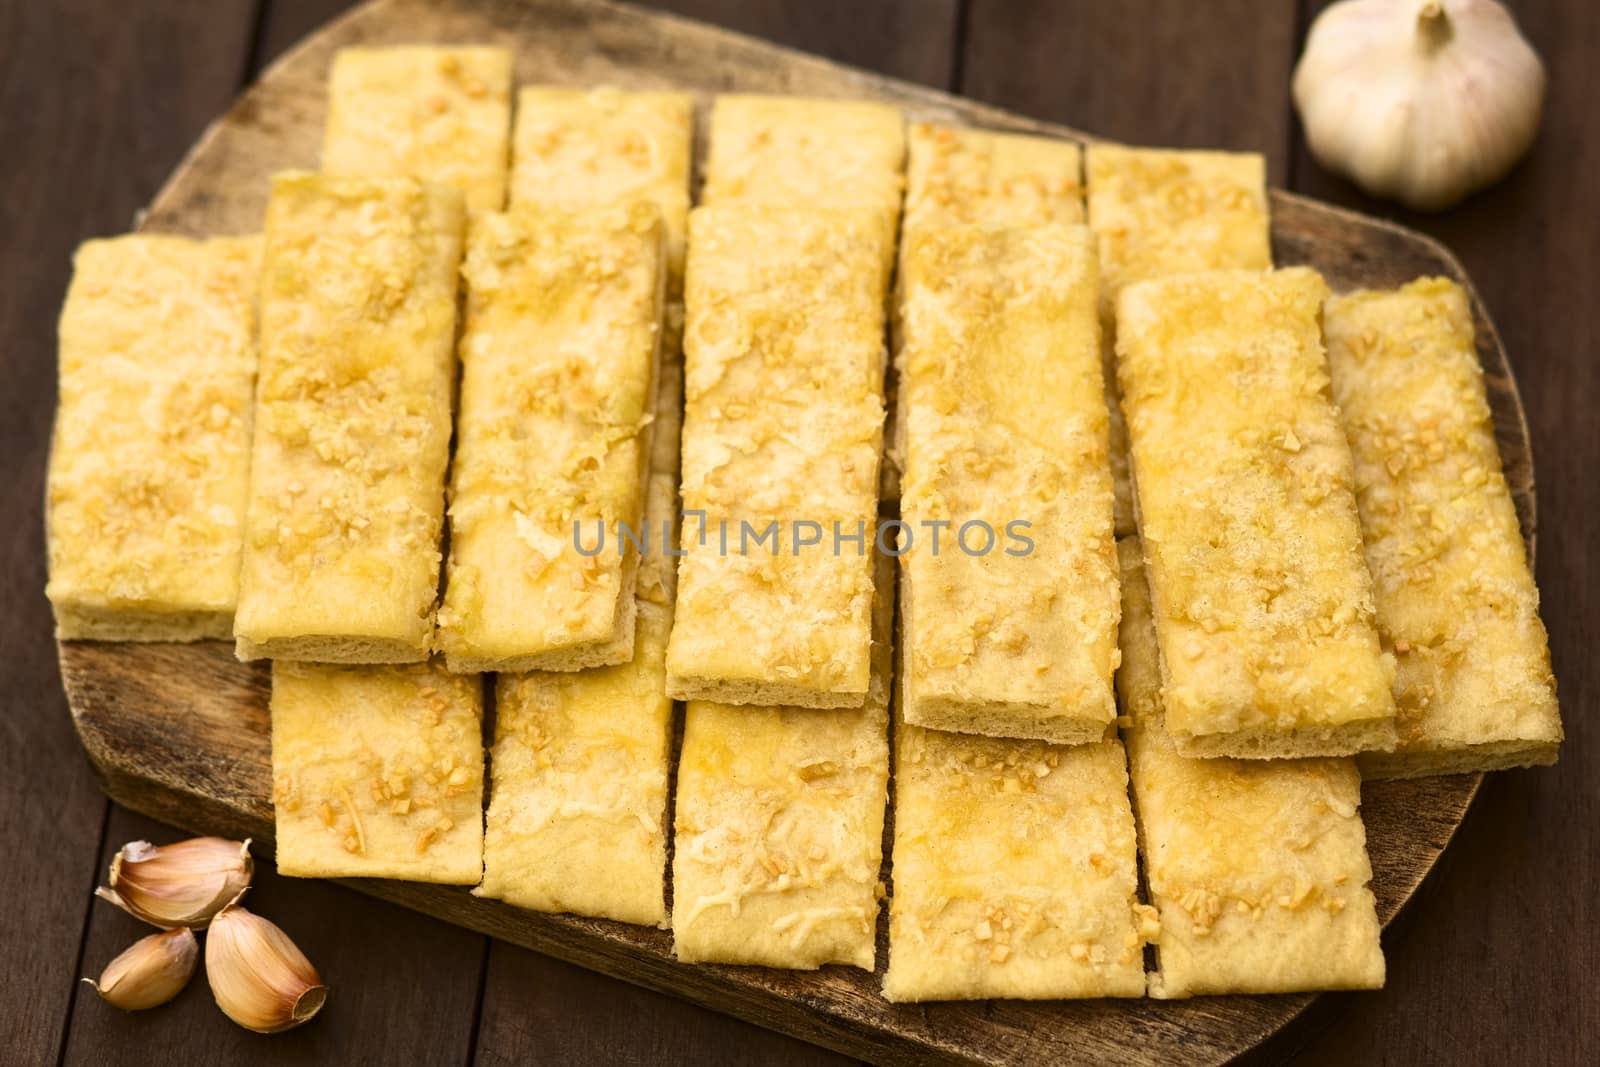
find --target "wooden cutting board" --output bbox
[60,0,1534,1062]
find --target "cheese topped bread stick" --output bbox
[1324,278,1561,777]
[272,660,484,884]
[671,557,893,969]
[47,234,259,643]
[1087,146,1271,297]
[903,123,1084,231]
[323,46,513,211]
[702,94,905,241]
[1087,145,1273,535]
[235,173,465,664]
[436,206,666,674]
[1114,267,1396,758]
[897,223,1117,744]
[1116,538,1385,997]
[667,97,901,708]
[885,717,1150,1000]
[666,205,894,709]
[511,88,693,290]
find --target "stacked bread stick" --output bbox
[45,42,1561,1005]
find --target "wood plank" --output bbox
[63,809,485,1066]
[0,2,258,1063]
[958,0,1301,178]
[51,1,1529,1063]
[1287,0,1598,1062]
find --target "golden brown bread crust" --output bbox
[666,205,895,709]
[47,235,259,643]
[435,206,667,674]
[272,660,485,883]
[897,223,1118,744]
[1115,267,1397,759]
[323,46,513,211]
[1324,279,1561,778]
[234,173,465,664]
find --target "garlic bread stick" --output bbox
[437,206,666,673]
[47,234,259,642]
[887,125,1084,502]
[1087,146,1271,297]
[235,173,465,664]
[272,660,484,884]
[702,94,905,241]
[903,122,1084,231]
[323,46,513,211]
[897,223,1117,743]
[1116,538,1385,997]
[1087,145,1273,535]
[671,557,893,969]
[1115,267,1396,758]
[885,717,1150,1000]
[1324,278,1561,777]
[666,205,894,708]
[511,88,693,290]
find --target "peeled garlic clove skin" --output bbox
[96,836,254,929]
[206,899,327,1033]
[86,928,199,1011]
[1293,0,1545,211]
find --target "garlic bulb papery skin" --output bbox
[206,898,327,1034]
[86,928,199,1011]
[95,836,254,929]
[1293,0,1545,210]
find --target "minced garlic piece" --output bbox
[884,722,1147,1001]
[1324,278,1561,777]
[511,88,692,293]
[897,223,1117,744]
[323,46,513,211]
[1087,145,1273,535]
[665,205,894,708]
[437,206,665,674]
[46,234,259,642]
[271,660,484,883]
[1115,267,1396,758]
[235,173,464,664]
[1116,537,1385,997]
[671,558,893,969]
[904,123,1083,231]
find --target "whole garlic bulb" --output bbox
[1293,0,1545,210]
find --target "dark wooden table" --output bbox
[2,1,1593,1063]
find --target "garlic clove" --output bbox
[1292,0,1545,211]
[205,897,327,1033]
[95,836,253,929]
[85,928,199,1011]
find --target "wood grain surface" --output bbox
[3,0,1594,1064]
